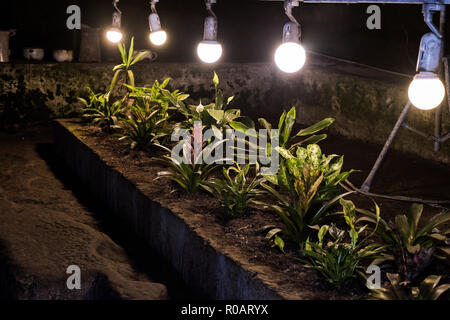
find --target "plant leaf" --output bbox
[296,118,334,137]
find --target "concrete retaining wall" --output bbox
[53,119,289,300]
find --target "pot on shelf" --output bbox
[0,30,16,62]
[53,49,73,62]
[23,48,45,61]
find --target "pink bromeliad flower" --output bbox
[183,122,205,164]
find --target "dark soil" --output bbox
[72,119,450,300]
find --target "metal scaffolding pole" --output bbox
[360,103,412,191]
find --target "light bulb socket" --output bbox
[282,22,300,44]
[112,11,121,28]
[108,26,121,33]
[414,71,440,81]
[149,13,162,32]
[416,32,442,73]
[203,16,218,41]
[199,40,219,46]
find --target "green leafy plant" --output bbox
[205,162,264,218]
[369,273,450,300]
[258,106,334,153]
[358,203,450,282]
[116,79,189,150]
[79,89,122,132]
[260,144,354,245]
[162,72,252,133]
[303,198,384,289]
[251,106,334,178]
[110,37,149,92]
[126,78,189,118]
[78,38,148,132]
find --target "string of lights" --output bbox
[104,0,448,111]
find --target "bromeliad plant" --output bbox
[357,203,450,283]
[369,273,450,300]
[303,199,385,289]
[205,162,264,218]
[79,89,122,132]
[117,104,169,151]
[157,124,228,193]
[157,158,219,193]
[261,144,355,245]
[161,72,255,168]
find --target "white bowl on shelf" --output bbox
[23,48,44,61]
[53,50,73,62]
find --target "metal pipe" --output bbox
[360,102,412,192]
[434,8,445,151]
[258,0,450,4]
[445,57,450,113]
[402,123,439,142]
[441,132,450,141]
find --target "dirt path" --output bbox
[0,124,172,299]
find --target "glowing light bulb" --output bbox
[408,72,445,110]
[149,30,167,46]
[106,27,123,43]
[274,42,306,73]
[197,41,222,64]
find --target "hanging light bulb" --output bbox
[149,0,167,46]
[197,0,222,64]
[197,17,222,63]
[408,32,445,110]
[106,0,123,43]
[408,6,445,111]
[106,27,122,43]
[275,22,306,73]
[150,30,167,46]
[408,72,445,110]
[275,0,305,73]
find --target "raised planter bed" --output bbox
[54,119,366,300]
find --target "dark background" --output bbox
[0,0,448,74]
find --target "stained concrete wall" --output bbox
[0,56,449,165]
[0,1,431,73]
